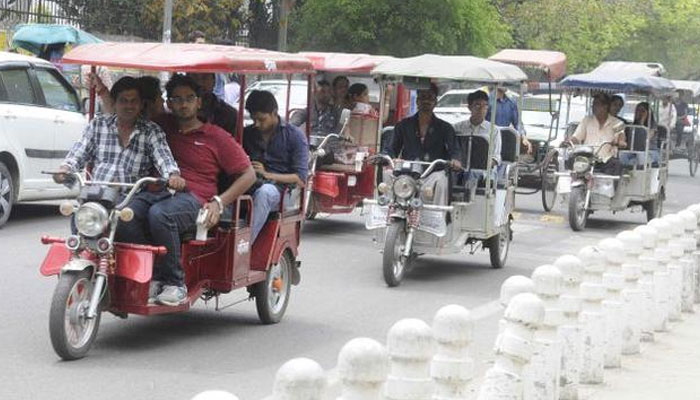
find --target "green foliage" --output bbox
[496,0,648,73]
[610,0,700,79]
[290,0,511,57]
[143,0,245,42]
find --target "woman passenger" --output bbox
[347,83,378,117]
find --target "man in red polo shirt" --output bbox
[124,73,255,306]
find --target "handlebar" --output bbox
[42,170,167,209]
[367,154,395,169]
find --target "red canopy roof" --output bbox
[489,49,567,81]
[62,42,315,74]
[299,52,394,74]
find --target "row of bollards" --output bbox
[191,205,700,400]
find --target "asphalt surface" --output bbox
[0,160,697,400]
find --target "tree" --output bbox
[496,0,648,72]
[609,0,700,79]
[143,0,245,42]
[289,0,511,57]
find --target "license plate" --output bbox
[419,210,447,237]
[365,204,388,230]
[556,175,572,194]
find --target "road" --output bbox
[0,160,697,400]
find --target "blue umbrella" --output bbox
[11,23,103,55]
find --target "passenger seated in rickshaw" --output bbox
[290,79,346,165]
[610,94,629,124]
[567,93,626,175]
[332,75,351,109]
[118,74,256,306]
[243,90,309,244]
[455,90,502,190]
[388,83,461,207]
[348,83,379,118]
[189,73,238,137]
[620,102,660,167]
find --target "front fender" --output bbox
[61,258,96,277]
[40,242,96,278]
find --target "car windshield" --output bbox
[437,93,470,108]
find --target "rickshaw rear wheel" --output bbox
[254,251,292,324]
[49,270,101,361]
[541,150,559,212]
[488,219,511,269]
[689,143,699,177]
[383,220,409,287]
[645,188,664,221]
[568,187,588,231]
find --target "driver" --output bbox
[290,79,345,135]
[388,83,461,206]
[569,93,627,175]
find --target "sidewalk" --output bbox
[582,310,700,400]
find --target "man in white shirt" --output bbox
[456,90,502,166]
[658,96,677,140]
[570,93,626,174]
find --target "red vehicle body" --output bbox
[298,52,410,217]
[39,43,314,359]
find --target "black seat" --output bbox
[625,126,648,151]
[500,127,519,163]
[456,135,490,170]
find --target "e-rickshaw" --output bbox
[296,52,408,220]
[38,42,315,360]
[556,71,675,231]
[669,80,700,176]
[489,49,567,211]
[365,54,528,286]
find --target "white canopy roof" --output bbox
[591,61,665,77]
[672,80,700,99]
[371,54,528,84]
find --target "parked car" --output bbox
[0,51,86,227]
[434,89,473,126]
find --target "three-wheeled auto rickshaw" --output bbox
[669,80,700,176]
[556,71,675,231]
[38,42,315,360]
[365,54,528,286]
[295,52,410,220]
[489,49,568,211]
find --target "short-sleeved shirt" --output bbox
[455,119,501,165]
[243,119,309,182]
[572,114,623,162]
[62,114,180,183]
[157,116,251,204]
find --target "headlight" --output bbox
[75,202,109,237]
[573,156,591,173]
[393,176,416,199]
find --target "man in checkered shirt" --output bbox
[55,77,183,187]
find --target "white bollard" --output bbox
[431,305,474,400]
[386,318,435,400]
[524,265,563,400]
[633,225,660,342]
[598,238,625,369]
[652,247,672,332]
[271,358,326,400]
[553,255,584,400]
[337,338,389,400]
[678,210,698,310]
[191,391,240,400]
[686,205,700,303]
[477,293,545,400]
[499,276,536,334]
[616,231,644,355]
[664,214,686,321]
[577,246,606,385]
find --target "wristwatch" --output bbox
[210,195,224,215]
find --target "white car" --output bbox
[0,52,86,227]
[434,89,473,126]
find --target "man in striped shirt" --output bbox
[55,77,183,186]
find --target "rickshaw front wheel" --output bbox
[541,151,559,212]
[383,220,409,287]
[688,143,699,177]
[254,251,292,324]
[49,269,101,361]
[568,187,588,231]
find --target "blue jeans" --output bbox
[115,190,201,286]
[251,183,281,243]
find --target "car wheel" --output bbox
[0,162,14,227]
